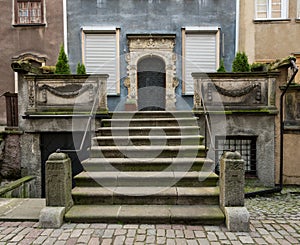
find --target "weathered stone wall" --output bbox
[17,73,104,197]
[193,72,279,187]
[198,113,276,187]
[0,132,22,182]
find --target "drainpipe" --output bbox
[246,57,298,198]
[279,58,298,189]
[63,0,68,55]
[235,0,240,54]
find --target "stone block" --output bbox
[39,207,65,228]
[219,151,245,207]
[224,207,250,232]
[45,152,73,211]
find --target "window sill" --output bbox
[253,19,291,24]
[295,19,300,23]
[13,23,46,27]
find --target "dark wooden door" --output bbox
[137,71,166,111]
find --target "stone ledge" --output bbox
[39,207,65,228]
[224,207,250,232]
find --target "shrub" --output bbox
[217,59,226,72]
[76,62,86,75]
[55,45,71,74]
[232,52,251,72]
[250,62,267,72]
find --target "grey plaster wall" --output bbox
[198,114,276,187]
[67,0,237,108]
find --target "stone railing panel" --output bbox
[0,176,36,198]
[24,74,108,113]
[192,72,279,110]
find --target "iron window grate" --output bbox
[215,135,257,176]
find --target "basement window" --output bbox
[215,135,257,177]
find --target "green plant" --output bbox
[232,52,251,72]
[217,59,226,72]
[251,62,267,72]
[76,62,86,75]
[55,45,71,74]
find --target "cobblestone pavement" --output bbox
[0,187,299,245]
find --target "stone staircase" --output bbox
[65,111,225,224]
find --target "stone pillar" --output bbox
[220,151,245,207]
[40,152,73,228]
[219,151,250,232]
[45,152,73,210]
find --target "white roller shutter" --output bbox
[84,33,117,95]
[184,31,218,95]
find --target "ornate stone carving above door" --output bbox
[125,35,177,111]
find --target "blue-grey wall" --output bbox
[67,0,236,109]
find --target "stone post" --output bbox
[39,152,73,228]
[45,152,73,209]
[219,151,250,232]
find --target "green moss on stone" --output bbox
[0,176,35,197]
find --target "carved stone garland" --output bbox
[125,36,177,110]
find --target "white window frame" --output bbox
[255,0,289,20]
[182,26,220,95]
[81,26,120,95]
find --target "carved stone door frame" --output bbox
[125,35,178,110]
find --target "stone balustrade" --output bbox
[192,72,279,111]
[23,74,108,113]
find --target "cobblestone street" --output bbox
[0,187,299,245]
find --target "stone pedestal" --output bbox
[219,151,250,231]
[220,151,245,207]
[125,101,137,111]
[45,152,73,211]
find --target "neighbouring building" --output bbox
[239,0,300,185]
[0,0,64,125]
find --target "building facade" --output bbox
[0,0,64,124]
[239,0,300,64]
[66,0,238,111]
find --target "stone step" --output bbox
[74,171,219,187]
[96,126,200,136]
[101,117,198,127]
[93,135,204,146]
[71,186,220,205]
[109,111,196,119]
[90,145,207,158]
[81,157,214,172]
[65,204,225,225]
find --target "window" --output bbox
[182,27,220,95]
[215,136,257,176]
[255,0,288,20]
[15,0,44,25]
[82,27,120,95]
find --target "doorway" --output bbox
[137,57,166,111]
